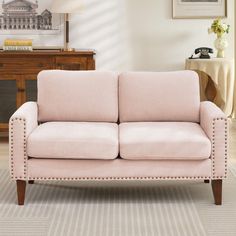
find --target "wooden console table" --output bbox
[0,50,96,134]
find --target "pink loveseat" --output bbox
[9,70,228,205]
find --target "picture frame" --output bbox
[172,0,227,19]
[0,0,63,48]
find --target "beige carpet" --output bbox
[0,167,236,236]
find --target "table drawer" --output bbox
[55,57,87,70]
[0,58,54,70]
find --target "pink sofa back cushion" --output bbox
[119,71,200,122]
[38,70,118,122]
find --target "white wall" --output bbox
[0,0,232,71]
[70,0,234,71]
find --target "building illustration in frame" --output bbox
[0,0,53,30]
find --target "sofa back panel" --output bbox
[119,71,200,122]
[38,70,118,122]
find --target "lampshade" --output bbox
[50,0,83,14]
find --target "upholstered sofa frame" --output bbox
[9,70,228,205]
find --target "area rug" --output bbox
[0,167,236,236]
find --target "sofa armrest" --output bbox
[9,102,38,180]
[200,101,228,179]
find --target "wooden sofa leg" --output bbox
[16,180,26,206]
[204,180,210,183]
[211,180,222,205]
[28,180,34,184]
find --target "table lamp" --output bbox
[50,0,83,51]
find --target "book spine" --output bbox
[3,46,33,51]
[4,39,33,46]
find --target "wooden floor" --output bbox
[0,120,236,169]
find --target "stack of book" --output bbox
[3,39,33,51]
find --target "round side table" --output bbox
[185,58,235,117]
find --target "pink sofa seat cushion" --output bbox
[120,122,211,160]
[27,122,119,160]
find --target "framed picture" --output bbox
[0,0,63,48]
[173,0,227,19]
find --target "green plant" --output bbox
[208,18,230,37]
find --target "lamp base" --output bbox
[60,48,76,52]
[62,14,75,52]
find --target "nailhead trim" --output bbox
[10,117,27,180]
[11,117,227,181]
[212,117,228,179]
[28,176,211,181]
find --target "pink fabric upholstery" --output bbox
[38,70,118,122]
[119,122,211,160]
[200,101,228,179]
[119,71,200,122]
[27,122,119,160]
[27,158,211,180]
[9,71,228,183]
[9,102,38,180]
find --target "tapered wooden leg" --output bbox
[16,180,26,206]
[211,180,222,205]
[204,180,210,183]
[28,180,34,184]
